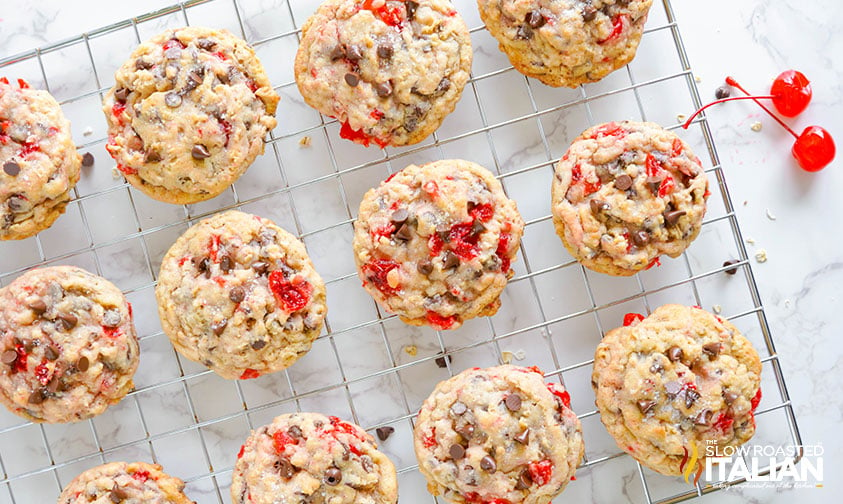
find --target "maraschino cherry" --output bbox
[683,70,835,172]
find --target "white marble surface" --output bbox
[0,0,839,503]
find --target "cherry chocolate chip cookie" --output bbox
[103,27,279,204]
[58,461,194,503]
[1,78,81,240]
[231,412,398,504]
[414,365,584,504]
[155,210,327,380]
[352,159,524,330]
[592,305,762,476]
[551,120,709,276]
[294,0,472,147]
[0,266,138,423]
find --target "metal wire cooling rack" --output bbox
[0,0,802,502]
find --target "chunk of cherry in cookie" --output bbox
[683,70,835,171]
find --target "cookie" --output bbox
[231,412,398,504]
[57,461,194,503]
[0,266,138,423]
[0,78,81,240]
[551,121,708,276]
[477,0,653,87]
[103,27,279,204]
[294,0,472,147]
[592,305,762,476]
[414,365,584,504]
[155,210,327,380]
[352,159,523,330]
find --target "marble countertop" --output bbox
[0,0,839,503]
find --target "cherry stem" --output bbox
[724,76,799,139]
[682,95,776,130]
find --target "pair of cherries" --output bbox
[683,70,835,172]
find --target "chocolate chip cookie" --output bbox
[58,461,194,503]
[1,78,81,240]
[103,27,279,204]
[414,365,584,504]
[592,305,762,476]
[231,412,398,504]
[352,159,523,330]
[551,121,709,276]
[477,0,653,87]
[294,0,472,147]
[155,210,327,380]
[0,266,138,423]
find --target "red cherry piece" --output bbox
[623,313,645,326]
[237,445,245,459]
[712,413,734,433]
[132,471,150,482]
[426,311,458,330]
[528,459,554,486]
[428,233,444,256]
[361,0,405,26]
[495,232,512,273]
[792,126,835,172]
[239,368,261,380]
[468,202,494,222]
[361,259,401,295]
[770,70,811,117]
[449,222,481,260]
[597,15,627,44]
[422,429,437,448]
[272,429,299,454]
[750,388,762,411]
[547,383,571,409]
[268,272,313,312]
[35,360,51,385]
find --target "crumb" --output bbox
[83,126,93,136]
[676,113,687,123]
[743,200,748,206]
[765,208,777,221]
[500,351,514,365]
[755,249,768,263]
[745,237,755,245]
[784,299,791,308]
[298,135,311,147]
[712,304,722,314]
[750,121,763,132]
[513,349,526,361]
[403,345,417,357]
[695,76,702,83]
[111,167,121,179]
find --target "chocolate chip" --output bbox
[76,356,89,372]
[631,230,650,247]
[28,299,47,315]
[1,350,17,365]
[516,24,533,40]
[28,388,47,404]
[694,409,712,425]
[450,401,467,415]
[664,381,681,397]
[393,223,412,242]
[114,88,129,102]
[406,0,419,20]
[702,342,721,357]
[480,455,497,473]
[324,467,342,486]
[504,393,522,412]
[135,59,153,70]
[192,144,211,159]
[376,426,394,441]
[516,468,533,489]
[3,160,20,176]
[288,425,303,438]
[650,362,664,374]
[637,400,656,414]
[715,86,731,100]
[58,312,78,330]
[80,152,95,167]
[127,136,144,151]
[525,10,546,28]
[457,423,475,439]
[197,38,217,51]
[417,260,434,275]
[251,339,266,350]
[442,251,460,270]
[663,210,687,226]
[220,255,233,273]
[229,287,245,303]
[723,391,739,405]
[276,458,295,479]
[346,44,363,61]
[391,208,409,225]
[330,44,347,61]
[646,176,663,194]
[344,72,360,87]
[582,4,597,21]
[723,259,740,275]
[590,199,609,215]
[252,261,270,275]
[685,388,701,408]
[614,174,633,191]
[449,443,466,460]
[189,70,204,85]
[7,194,28,212]
[197,257,211,277]
[165,92,182,107]
[667,346,684,362]
[145,150,162,163]
[109,484,128,503]
[44,345,60,361]
[377,44,393,59]
[513,428,530,445]
[102,309,122,328]
[435,77,451,94]
[211,319,228,335]
[375,81,393,97]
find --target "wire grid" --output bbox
[0,0,803,502]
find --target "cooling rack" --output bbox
[0,0,802,502]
